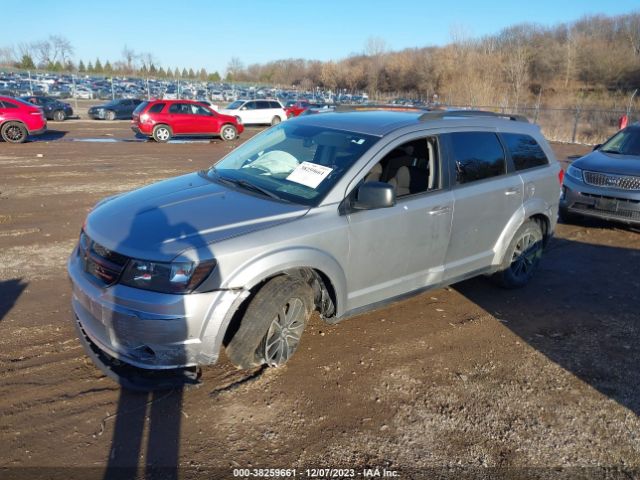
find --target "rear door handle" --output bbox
[428,206,451,216]
[504,187,521,196]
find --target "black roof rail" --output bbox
[418,109,529,123]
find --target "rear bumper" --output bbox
[560,177,640,225]
[29,125,47,136]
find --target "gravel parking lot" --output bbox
[1,121,639,479]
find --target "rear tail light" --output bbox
[558,168,565,185]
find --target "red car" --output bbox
[0,96,47,143]
[131,100,244,143]
[284,100,312,118]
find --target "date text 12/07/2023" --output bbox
[232,467,400,478]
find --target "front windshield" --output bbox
[600,127,640,156]
[226,100,244,110]
[208,122,377,206]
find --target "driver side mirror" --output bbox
[352,182,396,210]
[241,106,247,111]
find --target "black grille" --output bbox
[584,171,640,191]
[78,231,129,286]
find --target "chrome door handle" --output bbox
[504,188,521,196]
[428,206,451,215]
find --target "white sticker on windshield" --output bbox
[286,162,333,189]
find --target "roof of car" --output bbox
[289,108,533,137]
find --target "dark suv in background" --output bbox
[561,124,640,226]
[21,96,73,121]
[88,98,143,120]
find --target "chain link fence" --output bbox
[445,104,638,145]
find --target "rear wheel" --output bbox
[53,110,66,121]
[494,220,544,289]
[226,276,314,369]
[152,125,172,143]
[1,122,28,143]
[271,116,281,126]
[220,124,237,141]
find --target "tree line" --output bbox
[0,40,222,81]
[1,12,639,107]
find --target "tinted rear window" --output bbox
[448,132,506,184]
[502,133,549,171]
[148,103,165,113]
[1,100,18,108]
[133,101,149,115]
[269,101,282,109]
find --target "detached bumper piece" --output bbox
[74,314,201,392]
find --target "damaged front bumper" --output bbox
[68,251,249,386]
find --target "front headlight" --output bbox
[120,259,216,294]
[566,165,583,182]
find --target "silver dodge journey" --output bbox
[67,108,562,389]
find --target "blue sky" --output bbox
[1,0,638,74]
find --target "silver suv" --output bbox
[67,109,562,388]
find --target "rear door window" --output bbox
[169,103,191,114]
[448,132,506,185]
[502,133,549,171]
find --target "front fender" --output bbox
[223,246,348,317]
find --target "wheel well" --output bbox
[529,213,551,246]
[221,268,338,347]
[154,124,172,132]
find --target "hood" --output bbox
[573,150,640,176]
[85,172,309,262]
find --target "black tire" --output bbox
[271,116,281,126]
[1,122,28,144]
[152,124,172,143]
[494,219,544,289]
[52,110,66,122]
[226,276,314,369]
[220,124,237,141]
[105,110,116,121]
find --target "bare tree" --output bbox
[122,45,136,73]
[226,57,244,81]
[50,35,74,64]
[621,12,640,57]
[0,46,16,66]
[33,40,53,67]
[499,26,533,108]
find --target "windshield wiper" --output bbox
[210,170,285,201]
[600,148,621,154]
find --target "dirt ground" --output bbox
[0,120,639,480]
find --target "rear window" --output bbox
[448,132,506,185]
[269,101,282,109]
[133,101,149,115]
[148,103,165,113]
[502,133,549,171]
[1,100,18,108]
